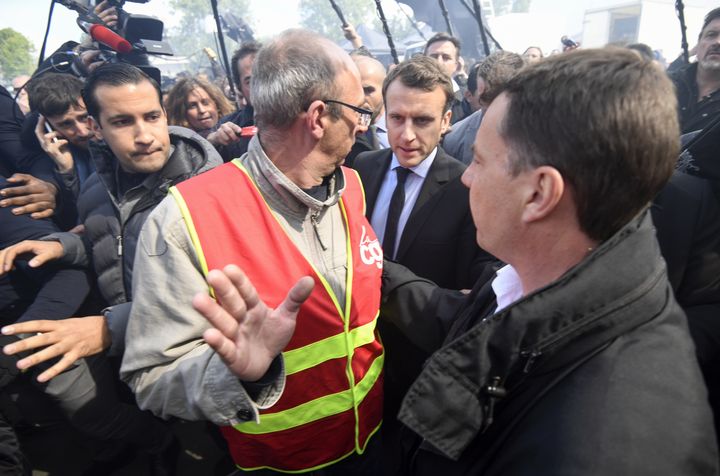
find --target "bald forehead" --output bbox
[352,56,386,77]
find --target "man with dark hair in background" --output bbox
[207,41,262,161]
[424,32,467,124]
[461,62,483,116]
[21,73,96,227]
[2,62,220,387]
[443,51,525,165]
[670,7,720,133]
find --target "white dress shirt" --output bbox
[370,148,438,258]
[491,264,524,314]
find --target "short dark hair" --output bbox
[382,55,455,113]
[231,41,262,88]
[466,62,482,94]
[82,63,162,125]
[499,48,679,242]
[626,43,654,62]
[27,73,83,117]
[700,7,720,39]
[476,51,525,106]
[424,32,461,59]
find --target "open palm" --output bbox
[192,265,314,381]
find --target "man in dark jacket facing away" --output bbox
[1,63,221,381]
[380,48,719,474]
[191,48,719,474]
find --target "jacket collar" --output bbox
[240,135,345,219]
[398,210,671,460]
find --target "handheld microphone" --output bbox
[90,24,133,54]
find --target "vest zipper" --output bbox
[117,234,123,256]
[310,210,328,251]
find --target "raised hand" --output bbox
[35,115,74,173]
[192,265,314,381]
[206,122,243,147]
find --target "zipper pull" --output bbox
[521,350,542,373]
[117,235,123,256]
[310,211,328,251]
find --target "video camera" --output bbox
[49,0,173,84]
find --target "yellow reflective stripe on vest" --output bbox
[283,314,379,376]
[233,351,384,435]
[169,186,211,279]
[229,160,347,318]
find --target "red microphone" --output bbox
[89,24,132,54]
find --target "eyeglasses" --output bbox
[323,99,372,127]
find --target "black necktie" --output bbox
[383,167,411,260]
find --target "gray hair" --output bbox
[251,29,343,130]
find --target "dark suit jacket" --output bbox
[354,146,492,289]
[355,147,496,450]
[344,132,375,169]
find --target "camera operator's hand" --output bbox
[207,122,243,147]
[94,0,119,29]
[35,116,74,174]
[78,49,107,75]
[0,174,58,219]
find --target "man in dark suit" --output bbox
[354,55,492,289]
[353,56,494,472]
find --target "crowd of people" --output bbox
[0,4,719,476]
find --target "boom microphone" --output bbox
[90,24,133,54]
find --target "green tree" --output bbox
[299,0,415,45]
[0,28,35,81]
[165,0,251,71]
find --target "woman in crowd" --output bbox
[522,46,544,64]
[165,76,234,137]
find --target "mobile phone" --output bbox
[44,120,59,143]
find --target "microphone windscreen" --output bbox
[90,25,132,54]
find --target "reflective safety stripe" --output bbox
[169,186,214,299]
[233,351,384,435]
[283,315,379,376]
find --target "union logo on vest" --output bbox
[360,226,383,269]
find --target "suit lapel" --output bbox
[396,148,452,261]
[363,149,393,218]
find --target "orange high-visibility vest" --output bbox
[170,160,384,473]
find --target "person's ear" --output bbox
[89,116,103,141]
[439,108,452,135]
[521,165,565,223]
[305,100,327,140]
